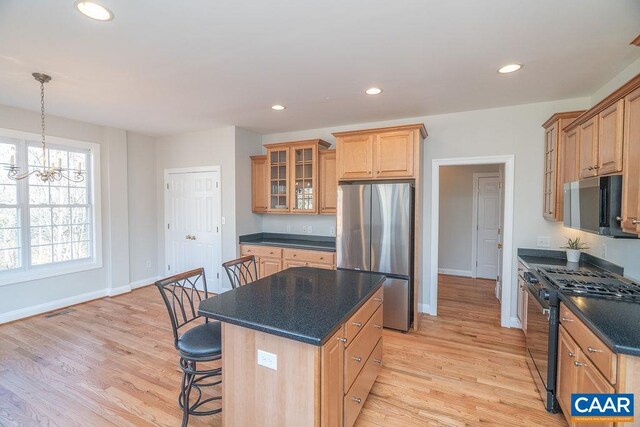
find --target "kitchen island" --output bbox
[199,267,385,427]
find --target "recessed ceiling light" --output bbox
[75,1,114,21]
[498,64,523,74]
[271,104,286,111]
[365,87,383,95]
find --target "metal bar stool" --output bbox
[222,255,259,288]
[155,268,222,426]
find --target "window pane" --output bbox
[31,245,52,265]
[29,185,49,204]
[71,207,88,224]
[52,207,71,225]
[69,188,87,204]
[50,187,69,205]
[31,226,52,246]
[0,208,18,228]
[0,184,17,204]
[0,228,19,249]
[53,243,72,262]
[0,248,19,270]
[72,241,89,259]
[30,207,52,226]
[72,224,88,242]
[52,225,71,244]
[0,141,16,165]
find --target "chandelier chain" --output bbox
[40,78,47,166]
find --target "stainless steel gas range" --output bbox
[523,264,640,413]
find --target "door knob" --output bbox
[497,243,503,249]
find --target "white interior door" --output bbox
[165,169,222,294]
[496,166,505,300]
[475,175,500,280]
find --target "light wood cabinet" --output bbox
[261,139,331,214]
[319,150,337,214]
[541,111,584,221]
[321,327,344,427]
[373,130,414,178]
[517,275,528,334]
[250,155,268,213]
[557,303,640,426]
[598,99,624,175]
[622,86,640,234]
[579,116,599,179]
[334,124,427,181]
[259,257,282,278]
[240,244,335,275]
[563,127,580,183]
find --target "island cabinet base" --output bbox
[221,287,384,427]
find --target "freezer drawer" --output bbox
[383,277,410,331]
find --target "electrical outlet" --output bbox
[302,225,307,233]
[307,225,313,234]
[222,217,226,225]
[537,236,551,248]
[286,225,291,233]
[601,243,607,259]
[329,226,335,236]
[257,349,277,370]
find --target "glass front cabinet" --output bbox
[265,139,331,214]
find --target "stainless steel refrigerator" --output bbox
[337,182,414,331]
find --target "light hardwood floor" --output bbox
[0,275,567,426]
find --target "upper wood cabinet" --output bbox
[262,139,331,214]
[598,99,625,175]
[563,127,580,183]
[334,124,427,181]
[622,86,640,234]
[541,111,584,221]
[579,116,599,179]
[251,155,268,213]
[319,150,337,214]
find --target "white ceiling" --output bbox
[0,0,639,136]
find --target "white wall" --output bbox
[591,57,640,105]
[155,126,263,288]
[127,132,158,284]
[0,104,131,321]
[438,164,499,275]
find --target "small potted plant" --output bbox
[565,237,588,263]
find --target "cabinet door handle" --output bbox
[352,356,362,363]
[561,317,573,322]
[338,337,348,343]
[368,171,372,175]
[587,346,602,353]
[594,165,600,169]
[374,297,383,302]
[616,216,623,222]
[633,219,640,225]
[574,361,586,367]
[587,166,594,170]
[352,321,363,327]
[568,351,574,358]
[373,358,382,365]
[373,324,383,329]
[351,397,362,404]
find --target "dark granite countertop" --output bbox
[559,294,640,357]
[198,267,384,346]
[239,232,336,252]
[518,248,640,356]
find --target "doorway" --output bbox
[429,155,515,328]
[472,173,500,281]
[164,167,222,294]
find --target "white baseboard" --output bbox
[508,316,522,329]
[107,285,132,297]
[0,289,108,324]
[130,276,161,290]
[438,268,473,278]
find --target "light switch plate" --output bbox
[537,236,551,248]
[302,225,307,233]
[257,349,277,370]
[307,225,313,234]
[329,226,335,236]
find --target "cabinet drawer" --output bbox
[240,245,282,259]
[345,288,383,344]
[560,304,617,384]
[282,248,335,264]
[345,306,383,392]
[344,338,382,427]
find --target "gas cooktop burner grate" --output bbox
[540,267,616,279]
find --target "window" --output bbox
[0,131,99,284]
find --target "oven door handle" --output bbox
[526,287,550,320]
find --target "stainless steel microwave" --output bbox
[563,175,635,238]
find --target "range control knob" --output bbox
[539,288,550,301]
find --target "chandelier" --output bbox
[6,73,84,183]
